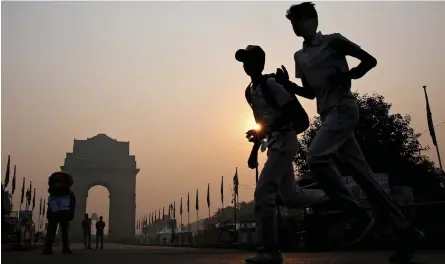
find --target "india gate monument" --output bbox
[61,134,139,241]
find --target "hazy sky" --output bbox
[2,1,445,227]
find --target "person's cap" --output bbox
[235,45,265,62]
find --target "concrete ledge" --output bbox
[2,244,13,252]
[124,242,250,251]
[2,243,42,252]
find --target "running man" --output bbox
[236,45,327,264]
[275,2,424,263]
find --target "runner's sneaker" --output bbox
[245,251,283,264]
[389,227,425,263]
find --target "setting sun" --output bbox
[255,123,261,131]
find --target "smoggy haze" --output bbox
[2,2,444,228]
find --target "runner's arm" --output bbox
[282,81,315,100]
[251,140,261,154]
[330,33,377,80]
[290,53,316,100]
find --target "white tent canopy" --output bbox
[157,225,183,235]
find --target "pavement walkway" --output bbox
[2,243,443,264]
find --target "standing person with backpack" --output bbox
[42,172,76,255]
[235,45,328,264]
[276,2,424,263]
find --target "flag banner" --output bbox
[4,155,10,187]
[20,178,25,204]
[423,86,438,146]
[233,168,239,196]
[207,183,210,208]
[32,188,36,210]
[221,176,224,204]
[12,165,16,195]
[27,181,32,206]
[195,189,199,211]
[187,192,190,213]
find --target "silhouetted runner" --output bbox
[236,45,328,264]
[273,2,424,263]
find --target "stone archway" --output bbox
[61,134,139,241]
[85,184,110,235]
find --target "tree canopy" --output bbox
[294,93,443,199]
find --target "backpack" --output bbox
[245,74,309,134]
[48,172,73,190]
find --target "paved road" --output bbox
[2,243,443,264]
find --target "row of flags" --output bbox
[3,155,49,231]
[3,155,38,211]
[136,168,240,230]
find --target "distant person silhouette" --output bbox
[82,213,92,249]
[95,216,105,250]
[235,45,328,264]
[42,172,75,255]
[274,2,424,263]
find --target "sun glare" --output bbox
[244,116,261,132]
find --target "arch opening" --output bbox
[86,185,110,235]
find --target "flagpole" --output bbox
[196,210,199,233]
[233,167,238,232]
[423,86,443,171]
[436,143,443,171]
[221,176,224,221]
[255,166,259,184]
[187,192,190,232]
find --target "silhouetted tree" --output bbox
[294,93,443,199]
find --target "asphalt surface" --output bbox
[2,243,444,264]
